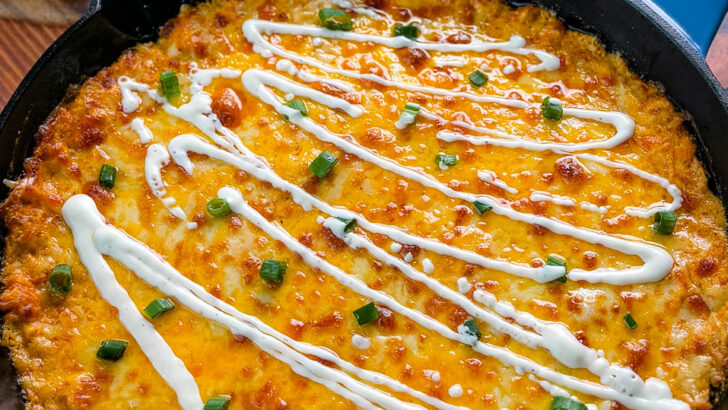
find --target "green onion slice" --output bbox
[204,396,231,410]
[403,102,420,116]
[260,258,287,284]
[144,298,175,319]
[98,164,117,190]
[318,8,352,31]
[473,200,492,215]
[623,313,638,329]
[468,70,488,87]
[653,210,676,235]
[551,396,587,410]
[206,198,232,218]
[546,255,566,268]
[308,151,339,178]
[393,23,418,40]
[460,317,481,341]
[353,302,379,325]
[160,71,180,98]
[435,153,457,169]
[336,217,357,233]
[397,102,420,127]
[284,99,308,119]
[96,340,129,361]
[546,255,567,283]
[541,96,563,121]
[48,264,72,294]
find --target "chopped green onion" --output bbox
[48,264,72,294]
[260,258,287,284]
[623,313,638,329]
[98,164,117,190]
[653,211,676,235]
[206,198,232,218]
[396,102,420,128]
[403,102,420,116]
[460,317,481,341]
[318,8,352,31]
[473,200,492,215]
[541,96,563,121]
[551,396,587,410]
[546,255,566,268]
[284,99,308,119]
[546,255,567,283]
[353,302,379,325]
[435,153,457,169]
[144,298,175,319]
[468,70,488,87]
[336,217,357,233]
[96,340,129,361]
[159,71,180,98]
[204,396,231,410]
[393,23,418,40]
[308,151,338,178]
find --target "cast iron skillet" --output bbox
[1,0,727,408]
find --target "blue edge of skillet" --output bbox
[0,0,727,408]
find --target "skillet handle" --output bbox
[649,0,728,56]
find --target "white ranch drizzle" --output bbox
[528,374,570,399]
[240,69,673,285]
[131,118,153,143]
[168,134,563,283]
[413,110,654,215]
[418,106,635,157]
[122,58,631,158]
[351,334,372,350]
[427,120,656,216]
[572,152,683,218]
[475,152,672,217]
[276,59,356,93]
[62,195,203,410]
[241,19,639,146]
[119,69,260,160]
[579,202,609,215]
[434,114,634,152]
[530,191,576,207]
[144,144,198,229]
[216,187,686,410]
[118,76,151,113]
[321,216,683,408]
[448,384,463,398]
[243,20,560,72]
[456,277,471,294]
[62,195,453,410]
[477,170,518,194]
[421,258,434,274]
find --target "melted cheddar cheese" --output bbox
[2,0,728,409]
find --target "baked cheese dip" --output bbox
[2,0,728,408]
